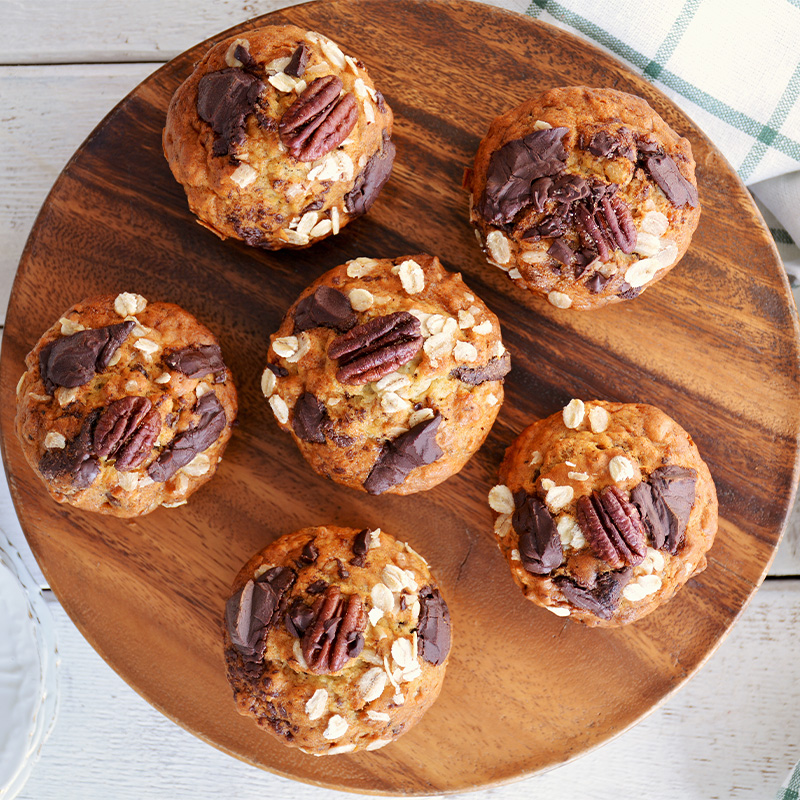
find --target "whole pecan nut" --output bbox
[576,486,646,568]
[93,396,161,471]
[328,311,423,385]
[600,195,637,253]
[300,585,366,674]
[279,76,358,162]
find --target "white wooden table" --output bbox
[2,1,800,797]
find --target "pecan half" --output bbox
[93,396,161,471]
[600,195,637,253]
[300,585,366,674]
[576,486,646,568]
[279,76,358,161]
[328,311,422,385]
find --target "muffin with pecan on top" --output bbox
[223,525,451,754]
[489,400,717,626]
[466,86,700,309]
[15,293,237,517]
[261,253,511,495]
[163,24,395,249]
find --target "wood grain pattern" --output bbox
[1,0,799,793]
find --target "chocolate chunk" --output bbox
[284,597,315,637]
[93,396,161,471]
[344,133,396,216]
[550,173,590,203]
[512,490,563,575]
[265,362,289,378]
[631,465,697,553]
[555,569,632,620]
[147,390,227,482]
[450,351,511,385]
[306,579,328,595]
[417,585,451,665]
[349,529,370,567]
[292,392,328,444]
[548,238,576,266]
[329,311,422,385]
[477,127,569,225]
[586,272,611,294]
[529,176,553,213]
[641,152,698,208]
[39,321,135,394]
[294,286,356,333]
[299,539,319,565]
[279,76,358,161]
[363,413,443,495]
[587,130,636,160]
[39,409,101,489]
[616,281,642,300]
[163,344,227,383]
[375,91,387,112]
[197,67,265,157]
[233,44,256,71]
[284,43,309,77]
[225,566,296,660]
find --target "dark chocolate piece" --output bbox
[450,351,511,385]
[294,286,356,333]
[39,321,135,394]
[163,344,227,383]
[417,585,451,665]
[344,133,396,216]
[512,490,563,575]
[363,413,443,495]
[630,465,697,553]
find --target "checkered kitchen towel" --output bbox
[777,759,800,799]
[521,0,800,298]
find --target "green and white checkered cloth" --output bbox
[523,0,800,299]
[777,759,800,800]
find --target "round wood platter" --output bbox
[2,0,800,793]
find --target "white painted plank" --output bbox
[10,580,800,800]
[0,0,531,63]
[0,65,157,325]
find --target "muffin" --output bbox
[223,525,451,754]
[163,24,395,249]
[466,86,701,309]
[261,253,511,494]
[15,293,237,517]
[488,400,717,626]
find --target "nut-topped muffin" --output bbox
[223,525,451,754]
[163,24,395,249]
[466,87,700,309]
[15,293,237,517]
[261,254,511,495]
[489,400,717,625]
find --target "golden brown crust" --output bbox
[15,294,237,517]
[163,25,393,249]
[490,401,717,626]
[467,86,701,310]
[262,254,509,494]
[223,525,450,754]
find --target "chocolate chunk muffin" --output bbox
[489,400,717,626]
[15,293,237,517]
[466,87,701,310]
[223,525,451,754]
[262,254,511,494]
[163,24,395,249]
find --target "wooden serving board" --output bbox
[2,0,799,793]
